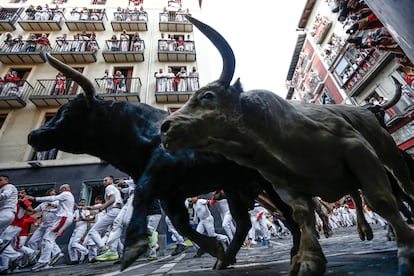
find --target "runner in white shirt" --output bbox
[0,175,18,251]
[192,196,229,258]
[28,189,60,257]
[85,176,123,259]
[210,190,236,241]
[67,198,90,264]
[26,184,75,271]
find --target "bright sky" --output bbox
[200,1,308,97]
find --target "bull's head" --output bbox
[161,16,246,153]
[28,53,100,153]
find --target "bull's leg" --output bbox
[162,199,226,266]
[121,185,151,270]
[349,191,373,241]
[287,195,326,276]
[346,145,414,275]
[262,184,300,260]
[213,192,251,269]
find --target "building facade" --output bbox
[0,0,206,201]
[285,0,414,155]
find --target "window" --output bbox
[31,113,58,161]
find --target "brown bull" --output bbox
[160,16,414,275]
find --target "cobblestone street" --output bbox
[11,223,399,275]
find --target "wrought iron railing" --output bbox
[102,39,145,52]
[0,39,51,53]
[112,11,148,22]
[51,39,99,52]
[0,80,34,101]
[155,76,199,92]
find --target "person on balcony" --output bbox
[138,6,147,21]
[102,69,114,94]
[176,67,187,92]
[160,7,169,22]
[176,36,185,51]
[10,35,24,52]
[159,33,168,51]
[70,7,80,20]
[37,33,51,51]
[71,34,81,52]
[188,66,199,91]
[56,33,70,52]
[25,5,36,20]
[184,34,193,51]
[120,30,130,52]
[52,5,64,21]
[155,68,166,92]
[110,35,119,51]
[53,72,66,95]
[80,7,89,20]
[114,71,126,93]
[165,67,175,92]
[131,32,143,51]
[3,33,13,52]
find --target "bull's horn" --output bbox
[380,76,402,110]
[186,15,235,88]
[45,52,95,105]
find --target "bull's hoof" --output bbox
[289,251,326,276]
[324,230,333,238]
[213,256,236,270]
[120,239,148,271]
[357,222,374,241]
[398,247,414,275]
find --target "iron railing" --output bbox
[155,76,199,92]
[102,39,145,52]
[51,39,99,52]
[0,80,34,101]
[0,39,51,53]
[112,11,148,22]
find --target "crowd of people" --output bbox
[2,172,411,274]
[155,66,199,92]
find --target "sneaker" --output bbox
[28,250,40,265]
[66,261,78,265]
[148,231,158,248]
[147,255,157,261]
[97,246,109,256]
[31,262,51,272]
[0,240,11,255]
[50,252,64,266]
[171,244,186,256]
[95,249,119,262]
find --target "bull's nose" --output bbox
[160,120,171,135]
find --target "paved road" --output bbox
[12,224,399,275]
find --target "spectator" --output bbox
[176,67,187,91]
[188,66,199,91]
[25,34,38,52]
[110,34,119,51]
[120,30,130,52]
[53,72,66,95]
[102,69,114,94]
[114,71,126,93]
[37,33,51,51]
[131,32,143,51]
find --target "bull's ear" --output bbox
[232,78,243,94]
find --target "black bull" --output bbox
[28,53,301,270]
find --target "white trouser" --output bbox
[38,216,73,264]
[0,245,22,271]
[147,214,162,257]
[28,225,60,256]
[14,235,34,256]
[87,208,120,249]
[221,212,235,241]
[248,214,270,241]
[165,216,186,246]
[68,224,88,261]
[106,195,134,254]
[0,210,15,240]
[196,216,229,246]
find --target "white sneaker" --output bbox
[50,252,64,266]
[31,262,51,271]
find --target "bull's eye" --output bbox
[201,91,215,100]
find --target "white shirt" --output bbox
[34,201,58,226]
[73,208,90,228]
[0,184,18,212]
[105,184,123,210]
[35,191,74,218]
[215,199,230,220]
[193,199,212,221]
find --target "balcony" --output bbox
[65,9,107,31]
[111,11,148,31]
[0,8,23,31]
[29,77,141,107]
[159,12,192,32]
[155,76,198,103]
[18,8,65,31]
[0,40,46,64]
[0,80,33,109]
[384,84,414,127]
[102,39,145,63]
[49,39,99,64]
[158,39,196,62]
